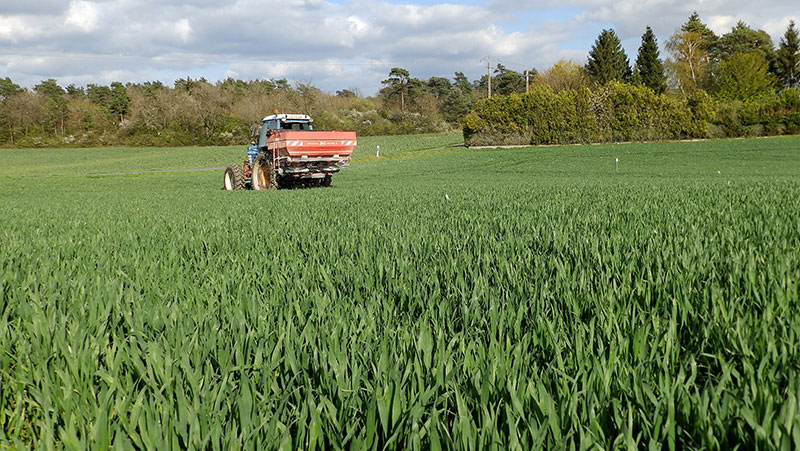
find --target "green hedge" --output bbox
[462,83,715,146]
[737,88,800,135]
[707,89,800,138]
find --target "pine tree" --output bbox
[586,29,631,85]
[109,82,131,123]
[493,64,526,95]
[441,88,471,124]
[381,68,422,113]
[34,79,68,136]
[635,26,667,94]
[712,21,775,69]
[776,20,800,88]
[382,68,411,112]
[682,12,717,48]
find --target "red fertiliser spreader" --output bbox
[223,113,357,190]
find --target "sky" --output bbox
[0,0,797,95]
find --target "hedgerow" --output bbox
[463,84,800,146]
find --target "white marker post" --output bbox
[376,145,380,158]
[615,157,619,173]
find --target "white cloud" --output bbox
[4,55,52,73]
[0,16,31,42]
[322,15,374,47]
[174,18,191,42]
[762,17,796,38]
[1,0,798,94]
[65,0,100,32]
[707,15,738,35]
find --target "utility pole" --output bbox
[525,70,530,94]
[488,61,492,98]
[481,56,492,98]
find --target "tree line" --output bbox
[584,14,798,97]
[0,67,507,147]
[1,12,798,148]
[464,13,800,145]
[0,76,457,147]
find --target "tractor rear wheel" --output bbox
[223,164,245,190]
[252,154,277,190]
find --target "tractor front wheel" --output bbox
[252,154,277,190]
[223,164,245,190]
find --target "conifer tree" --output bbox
[381,68,422,113]
[493,64,526,95]
[586,29,631,85]
[682,12,717,48]
[712,21,775,69]
[109,82,131,122]
[0,77,22,104]
[776,20,800,88]
[630,66,642,86]
[635,26,667,94]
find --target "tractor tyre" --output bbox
[252,154,278,190]
[223,164,245,190]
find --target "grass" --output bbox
[1,135,799,449]
[0,132,462,178]
[351,132,463,161]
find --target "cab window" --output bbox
[282,122,311,130]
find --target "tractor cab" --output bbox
[257,113,314,148]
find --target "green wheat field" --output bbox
[1,134,799,449]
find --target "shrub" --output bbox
[463,83,713,146]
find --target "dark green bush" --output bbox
[463,83,713,146]
[736,88,800,135]
[462,83,800,146]
[715,102,747,138]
